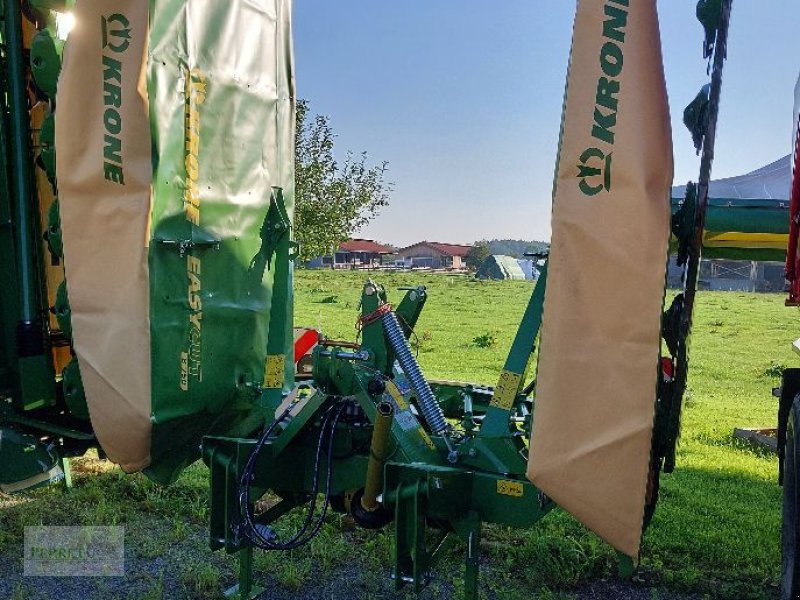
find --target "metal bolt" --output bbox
[538,491,551,509]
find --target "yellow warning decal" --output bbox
[496,479,524,498]
[419,429,436,450]
[490,370,522,410]
[385,380,409,410]
[264,354,285,389]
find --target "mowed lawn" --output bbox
[0,269,794,599]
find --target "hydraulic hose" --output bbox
[239,398,352,550]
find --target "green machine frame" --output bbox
[204,263,556,599]
[0,0,93,494]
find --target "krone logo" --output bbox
[576,147,612,197]
[101,14,131,53]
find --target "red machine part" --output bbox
[786,119,800,305]
[661,356,675,381]
[293,328,319,364]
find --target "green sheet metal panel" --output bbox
[670,197,789,235]
[704,198,788,234]
[145,0,295,483]
[55,0,294,483]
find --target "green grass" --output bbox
[0,269,793,599]
[296,270,788,599]
[295,269,534,384]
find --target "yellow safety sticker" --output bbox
[385,380,433,449]
[496,479,524,498]
[419,429,436,450]
[264,354,285,389]
[385,380,409,410]
[490,370,522,410]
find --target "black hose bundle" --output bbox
[238,397,352,550]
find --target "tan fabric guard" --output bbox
[527,0,673,558]
[56,1,153,472]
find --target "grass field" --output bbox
[0,269,794,599]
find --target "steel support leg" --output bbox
[617,552,635,580]
[225,546,263,600]
[394,480,427,592]
[463,511,481,600]
[61,457,72,490]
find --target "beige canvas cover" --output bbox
[527,0,673,557]
[56,1,153,472]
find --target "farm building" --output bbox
[308,239,395,269]
[395,241,471,269]
[516,259,541,280]
[475,255,527,280]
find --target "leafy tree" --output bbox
[486,239,549,258]
[294,100,391,261]
[465,241,491,270]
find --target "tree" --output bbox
[465,241,491,270]
[294,100,391,261]
[484,239,550,258]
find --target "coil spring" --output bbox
[381,309,448,435]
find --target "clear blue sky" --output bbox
[293,1,799,247]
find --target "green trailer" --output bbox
[672,157,791,263]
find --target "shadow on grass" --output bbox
[0,458,783,600]
[641,464,779,600]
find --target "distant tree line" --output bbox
[465,239,549,269]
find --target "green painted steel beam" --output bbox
[481,264,547,434]
[2,0,55,411]
[670,197,789,239]
[498,262,548,380]
[0,57,19,396]
[0,402,95,440]
[4,0,41,328]
[262,187,294,409]
[698,246,786,261]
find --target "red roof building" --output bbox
[338,239,394,254]
[310,238,396,269]
[396,241,472,270]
